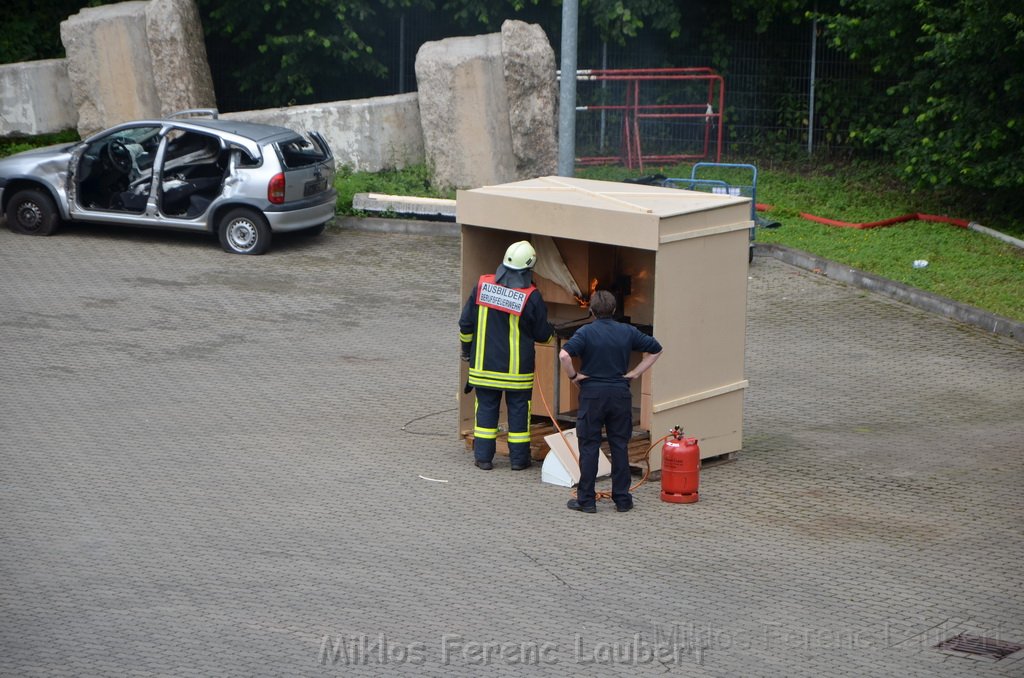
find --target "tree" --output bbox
[196,0,426,109]
[820,0,1024,193]
[1,1,112,64]
[439,0,682,45]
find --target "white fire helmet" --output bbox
[503,240,537,270]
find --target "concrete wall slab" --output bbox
[0,60,78,136]
[223,93,424,173]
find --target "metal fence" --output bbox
[207,11,886,165]
[573,68,726,169]
[571,28,886,164]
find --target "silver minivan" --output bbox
[0,110,336,255]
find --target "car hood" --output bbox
[0,142,77,178]
[4,142,77,160]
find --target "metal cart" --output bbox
[662,162,777,262]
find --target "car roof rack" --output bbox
[168,108,220,120]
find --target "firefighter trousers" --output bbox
[473,388,532,467]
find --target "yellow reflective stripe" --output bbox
[469,377,535,390]
[468,368,534,382]
[474,305,487,370]
[509,314,520,374]
[460,332,473,342]
[503,399,533,442]
[474,426,499,440]
[468,369,534,390]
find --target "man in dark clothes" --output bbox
[559,290,663,513]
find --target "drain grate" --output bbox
[934,634,1023,661]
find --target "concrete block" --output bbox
[60,2,161,137]
[0,60,78,136]
[144,0,216,116]
[415,33,517,190]
[60,0,214,138]
[222,93,424,173]
[500,20,557,179]
[352,193,455,219]
[414,23,558,190]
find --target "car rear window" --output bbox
[276,133,329,169]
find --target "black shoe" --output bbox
[510,461,532,471]
[474,460,493,470]
[566,499,596,513]
[615,503,634,513]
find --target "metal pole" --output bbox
[599,41,607,152]
[398,14,406,94]
[557,0,579,176]
[807,7,818,157]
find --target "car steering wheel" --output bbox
[107,139,133,174]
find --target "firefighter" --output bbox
[460,240,553,471]
[559,290,663,512]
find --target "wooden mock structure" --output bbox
[456,176,750,468]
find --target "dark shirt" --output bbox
[562,317,662,391]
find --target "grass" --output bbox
[334,164,454,214]
[607,161,1023,321]
[0,130,79,157]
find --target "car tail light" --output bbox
[268,173,286,204]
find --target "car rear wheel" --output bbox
[218,208,271,255]
[6,188,60,236]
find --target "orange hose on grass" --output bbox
[754,203,971,230]
[798,212,970,230]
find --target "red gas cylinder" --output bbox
[660,426,700,504]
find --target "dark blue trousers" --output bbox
[575,386,634,508]
[473,388,532,467]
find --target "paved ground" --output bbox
[1,222,1022,677]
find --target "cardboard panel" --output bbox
[533,342,579,416]
[651,229,748,398]
[648,390,745,467]
[617,247,657,325]
[458,190,661,250]
[659,202,752,242]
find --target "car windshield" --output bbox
[276,133,328,169]
[113,126,160,145]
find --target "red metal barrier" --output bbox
[573,68,724,170]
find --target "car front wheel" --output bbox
[218,208,271,255]
[6,188,60,236]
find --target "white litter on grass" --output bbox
[418,475,448,483]
[913,259,929,268]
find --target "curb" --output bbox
[334,216,459,237]
[755,243,1023,344]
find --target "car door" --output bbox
[68,124,161,224]
[156,128,229,220]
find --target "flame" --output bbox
[574,278,599,308]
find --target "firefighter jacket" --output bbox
[460,274,554,390]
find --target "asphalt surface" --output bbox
[1,221,1022,677]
